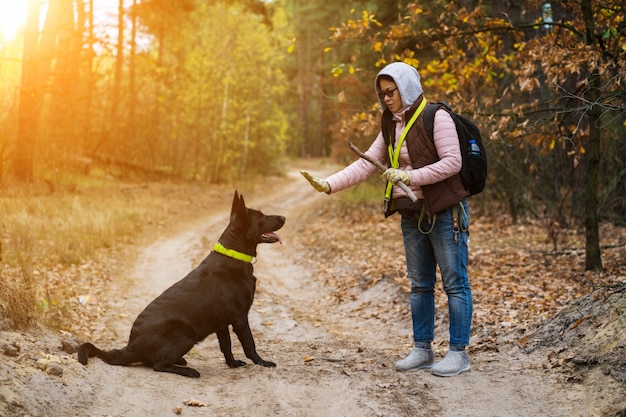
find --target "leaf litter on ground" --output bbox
[289,196,625,414]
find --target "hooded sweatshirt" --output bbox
[374,62,423,112]
[325,62,462,209]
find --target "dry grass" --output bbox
[0,178,232,331]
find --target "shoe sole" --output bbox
[431,364,471,377]
[395,362,434,372]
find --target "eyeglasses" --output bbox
[378,87,398,99]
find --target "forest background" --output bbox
[0,0,625,331]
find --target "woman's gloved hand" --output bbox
[382,168,410,185]
[300,170,331,193]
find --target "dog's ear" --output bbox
[231,190,239,215]
[230,192,249,226]
[237,194,247,216]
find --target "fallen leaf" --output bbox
[184,399,207,407]
[517,335,529,348]
[570,315,592,330]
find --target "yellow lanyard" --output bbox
[385,97,427,199]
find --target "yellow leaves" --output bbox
[373,41,382,52]
[423,59,460,93]
[406,3,424,19]
[331,63,355,78]
[331,65,342,77]
[331,9,381,42]
[345,18,358,30]
[287,37,296,54]
[388,24,413,39]
[403,57,419,68]
[425,59,449,74]
[485,54,499,65]
[345,9,381,30]
[360,10,370,27]
[361,10,372,28]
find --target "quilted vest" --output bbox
[381,98,469,215]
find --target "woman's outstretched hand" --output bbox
[300,170,330,193]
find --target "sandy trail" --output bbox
[16,169,590,417]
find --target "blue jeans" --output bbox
[400,200,472,348]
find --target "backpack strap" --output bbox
[423,102,452,141]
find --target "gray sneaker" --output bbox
[431,350,470,377]
[395,347,435,371]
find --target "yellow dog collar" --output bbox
[213,242,254,263]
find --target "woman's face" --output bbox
[378,79,402,113]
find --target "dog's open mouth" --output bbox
[261,232,282,244]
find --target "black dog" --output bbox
[78,191,285,378]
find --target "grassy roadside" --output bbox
[0,178,237,332]
[0,158,341,334]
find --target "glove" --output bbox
[300,170,330,193]
[382,168,410,185]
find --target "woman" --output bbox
[301,62,472,377]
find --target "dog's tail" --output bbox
[78,342,138,366]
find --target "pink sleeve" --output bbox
[408,110,462,186]
[326,133,387,193]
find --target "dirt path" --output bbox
[1,168,600,416]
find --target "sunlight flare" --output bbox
[0,2,27,41]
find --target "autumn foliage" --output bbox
[326,0,625,270]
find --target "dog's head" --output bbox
[229,191,285,246]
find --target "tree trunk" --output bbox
[48,0,80,157]
[14,0,63,181]
[295,0,313,157]
[583,71,603,271]
[581,0,603,271]
[111,0,125,145]
[13,0,42,182]
[93,0,124,155]
[129,0,138,146]
[77,0,95,155]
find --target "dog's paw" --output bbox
[258,360,276,368]
[172,367,200,378]
[226,359,247,368]
[154,363,201,378]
